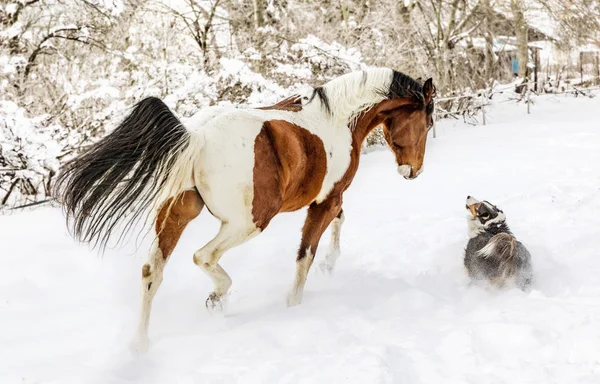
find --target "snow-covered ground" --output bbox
[1,93,600,383]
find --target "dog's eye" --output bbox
[481,213,490,219]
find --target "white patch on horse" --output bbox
[397,165,412,178]
[319,211,345,274]
[322,68,394,130]
[287,248,313,307]
[131,240,165,354]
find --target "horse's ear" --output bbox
[423,78,435,104]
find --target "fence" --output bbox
[430,77,600,139]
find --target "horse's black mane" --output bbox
[388,71,436,117]
[387,71,425,99]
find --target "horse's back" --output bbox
[183,105,234,131]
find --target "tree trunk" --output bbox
[253,0,265,29]
[595,53,599,85]
[534,48,539,91]
[482,0,494,87]
[511,0,529,79]
[252,0,267,74]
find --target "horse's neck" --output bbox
[351,108,382,148]
[326,106,382,193]
[320,69,391,127]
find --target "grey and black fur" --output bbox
[464,196,533,291]
[54,97,191,249]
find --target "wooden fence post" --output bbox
[580,51,584,85]
[481,93,486,125]
[526,80,531,114]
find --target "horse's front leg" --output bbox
[287,197,342,306]
[319,208,344,275]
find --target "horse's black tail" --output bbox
[55,97,203,249]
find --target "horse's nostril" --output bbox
[397,165,412,178]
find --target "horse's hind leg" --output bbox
[319,208,344,274]
[193,221,260,310]
[131,189,204,353]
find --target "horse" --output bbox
[55,68,435,352]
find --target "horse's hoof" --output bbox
[318,261,334,275]
[286,292,303,307]
[205,292,224,311]
[129,336,150,355]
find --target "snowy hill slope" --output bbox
[1,94,600,383]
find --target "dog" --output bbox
[464,196,532,291]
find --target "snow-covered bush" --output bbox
[0,101,61,207]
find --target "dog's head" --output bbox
[465,196,506,237]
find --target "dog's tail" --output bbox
[477,232,520,277]
[55,97,204,250]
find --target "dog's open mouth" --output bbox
[466,196,481,217]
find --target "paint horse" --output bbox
[55,68,435,352]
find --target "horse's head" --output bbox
[374,77,435,180]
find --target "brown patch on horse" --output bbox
[252,120,327,230]
[297,198,342,260]
[155,189,204,259]
[257,96,303,112]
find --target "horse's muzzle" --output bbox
[397,165,423,180]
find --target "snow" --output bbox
[291,35,366,73]
[88,0,124,16]
[460,37,518,53]
[580,43,600,53]
[0,22,23,39]
[524,5,559,40]
[5,3,18,15]
[0,100,61,182]
[1,94,600,382]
